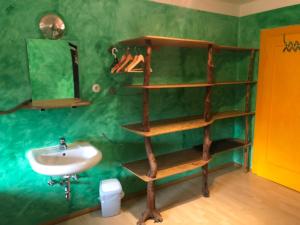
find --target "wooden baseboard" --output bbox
[42,162,241,225]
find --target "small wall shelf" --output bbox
[22,98,91,110]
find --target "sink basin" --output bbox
[27,142,102,176]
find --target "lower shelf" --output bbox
[123,148,209,182]
[123,138,249,182]
[194,138,251,155]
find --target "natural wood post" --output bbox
[137,181,163,225]
[145,137,157,178]
[138,138,161,224]
[143,42,152,132]
[202,45,214,197]
[138,41,162,225]
[244,49,255,172]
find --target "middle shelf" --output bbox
[123,138,249,182]
[123,111,254,137]
[127,81,256,89]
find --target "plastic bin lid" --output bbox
[100,179,122,194]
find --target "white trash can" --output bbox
[99,179,124,217]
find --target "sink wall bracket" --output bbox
[47,174,79,200]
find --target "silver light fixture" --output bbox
[39,14,65,39]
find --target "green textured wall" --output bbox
[0,1,244,224]
[233,4,300,164]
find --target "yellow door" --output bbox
[253,25,300,192]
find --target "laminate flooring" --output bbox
[59,167,300,225]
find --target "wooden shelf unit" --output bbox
[117,35,258,225]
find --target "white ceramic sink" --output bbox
[27,142,102,176]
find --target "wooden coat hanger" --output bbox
[111,54,127,73]
[125,54,145,72]
[116,53,133,73]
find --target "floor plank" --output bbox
[59,167,300,225]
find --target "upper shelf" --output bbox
[23,98,91,110]
[123,111,254,137]
[119,36,213,48]
[118,36,258,51]
[127,81,256,89]
[214,45,259,51]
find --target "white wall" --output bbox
[239,0,300,16]
[151,0,300,17]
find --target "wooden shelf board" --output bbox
[123,115,209,137]
[127,83,212,89]
[123,148,210,182]
[122,111,254,137]
[126,81,256,89]
[118,36,258,50]
[119,36,213,48]
[23,98,91,110]
[214,81,257,86]
[215,45,259,51]
[194,138,250,155]
[213,111,254,121]
[123,138,248,182]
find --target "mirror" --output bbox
[26,39,79,102]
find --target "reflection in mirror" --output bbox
[26,39,79,103]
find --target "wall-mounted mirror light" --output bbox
[39,14,65,40]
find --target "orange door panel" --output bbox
[253,25,300,192]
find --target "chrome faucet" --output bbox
[59,137,68,150]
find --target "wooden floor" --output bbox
[59,167,300,225]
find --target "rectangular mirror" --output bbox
[26,39,79,101]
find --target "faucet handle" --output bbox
[59,137,68,150]
[59,137,66,144]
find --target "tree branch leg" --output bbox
[243,146,249,172]
[202,164,209,197]
[137,181,163,225]
[145,137,157,178]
